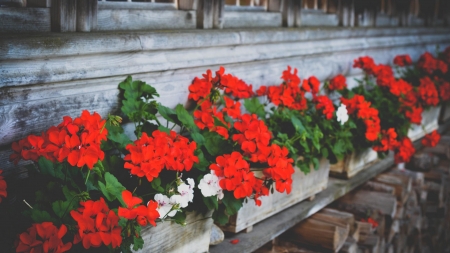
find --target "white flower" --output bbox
[336,104,349,125]
[177,182,194,208]
[198,173,223,200]
[154,193,177,218]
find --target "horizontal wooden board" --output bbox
[1,27,448,60]
[222,11,282,28]
[300,10,339,27]
[97,9,196,31]
[0,7,50,33]
[2,33,450,87]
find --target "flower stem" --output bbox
[85,169,91,185]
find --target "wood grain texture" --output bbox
[222,11,282,28]
[137,211,213,253]
[97,9,196,31]
[299,9,339,26]
[329,149,378,178]
[221,159,330,233]
[51,0,77,32]
[76,0,97,32]
[0,7,50,33]
[3,32,449,87]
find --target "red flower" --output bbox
[0,170,7,203]
[439,81,450,102]
[306,76,320,95]
[70,198,122,249]
[16,222,72,253]
[314,95,335,120]
[263,144,294,194]
[124,131,199,182]
[10,111,107,170]
[256,86,267,96]
[188,70,213,102]
[418,52,448,75]
[373,64,395,88]
[422,130,440,147]
[405,106,423,125]
[223,96,242,119]
[328,74,347,91]
[118,190,159,227]
[393,54,412,67]
[394,137,415,164]
[221,74,254,99]
[389,79,412,97]
[193,100,230,139]
[418,77,439,106]
[353,56,376,74]
[373,128,399,152]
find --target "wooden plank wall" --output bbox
[1,28,450,176]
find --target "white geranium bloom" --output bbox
[154,193,177,218]
[198,173,223,200]
[336,104,349,125]
[176,182,194,208]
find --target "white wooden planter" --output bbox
[221,159,330,233]
[329,149,378,178]
[137,211,213,253]
[407,106,441,142]
[440,103,450,123]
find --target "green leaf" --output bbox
[99,172,126,202]
[193,149,209,171]
[312,157,319,170]
[291,115,306,135]
[172,211,187,225]
[244,98,266,119]
[157,125,171,134]
[29,209,54,223]
[321,148,329,158]
[175,104,198,131]
[203,196,219,210]
[151,178,164,193]
[157,104,182,125]
[52,200,77,218]
[191,132,205,146]
[133,237,145,251]
[204,132,230,156]
[212,208,230,225]
[38,157,65,180]
[106,123,132,149]
[222,192,243,215]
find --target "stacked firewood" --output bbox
[254,134,450,253]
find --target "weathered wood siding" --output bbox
[1,27,450,175]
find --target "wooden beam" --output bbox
[27,0,51,7]
[51,0,77,32]
[282,0,295,27]
[267,0,282,12]
[76,0,97,32]
[213,0,225,28]
[197,0,213,28]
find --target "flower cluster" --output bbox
[340,95,381,142]
[0,170,6,203]
[153,178,195,218]
[327,74,347,91]
[118,190,159,227]
[124,130,199,182]
[15,222,72,253]
[70,198,122,249]
[417,52,448,75]
[314,95,335,120]
[393,55,413,67]
[394,137,416,164]
[421,130,441,147]
[198,172,223,199]
[10,110,107,169]
[373,128,399,152]
[256,66,311,110]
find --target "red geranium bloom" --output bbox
[314,95,335,120]
[223,96,242,119]
[394,137,415,164]
[393,54,413,67]
[328,74,347,91]
[16,222,72,253]
[221,74,254,99]
[439,81,450,102]
[418,77,439,106]
[373,128,399,152]
[404,106,423,125]
[0,170,7,203]
[373,64,395,88]
[417,52,448,75]
[389,79,412,97]
[70,198,122,249]
[422,130,440,147]
[353,56,376,74]
[124,131,199,182]
[306,76,320,95]
[118,190,159,227]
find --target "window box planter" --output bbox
[136,211,213,253]
[329,149,378,179]
[220,159,330,233]
[408,106,441,142]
